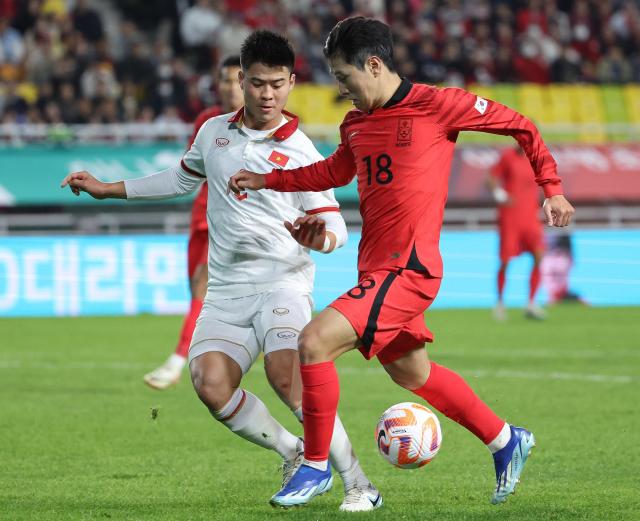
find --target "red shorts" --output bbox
[499,223,544,262]
[329,269,441,365]
[187,229,208,278]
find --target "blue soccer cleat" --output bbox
[491,425,536,504]
[270,463,333,508]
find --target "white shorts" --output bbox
[188,288,313,374]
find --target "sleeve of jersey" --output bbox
[317,210,348,251]
[124,165,203,200]
[435,88,563,198]
[264,137,356,193]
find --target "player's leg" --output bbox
[189,351,299,460]
[257,289,380,508]
[525,247,546,319]
[188,297,300,463]
[263,333,381,510]
[144,230,208,389]
[495,227,513,321]
[382,346,535,504]
[494,259,508,321]
[269,307,359,508]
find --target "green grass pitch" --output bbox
[1,306,639,520]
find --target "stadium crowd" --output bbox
[0,0,639,126]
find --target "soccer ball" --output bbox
[375,402,442,469]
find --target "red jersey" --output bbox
[265,80,562,277]
[491,147,541,227]
[189,106,222,232]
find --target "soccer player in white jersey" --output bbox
[61,31,381,512]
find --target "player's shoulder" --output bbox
[195,110,236,134]
[287,127,323,161]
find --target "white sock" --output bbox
[302,458,328,471]
[487,422,511,453]
[166,354,186,370]
[293,407,367,489]
[214,389,299,460]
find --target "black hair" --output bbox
[240,30,295,72]
[220,55,241,69]
[323,16,396,72]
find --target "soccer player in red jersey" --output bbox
[229,17,575,508]
[143,56,244,390]
[487,146,547,321]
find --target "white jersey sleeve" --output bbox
[124,165,203,199]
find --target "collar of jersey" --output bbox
[227,107,299,141]
[381,77,413,109]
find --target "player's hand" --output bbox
[60,171,113,199]
[543,195,575,227]
[285,215,331,251]
[228,169,266,195]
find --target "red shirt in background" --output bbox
[491,147,542,229]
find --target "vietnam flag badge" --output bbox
[268,150,289,167]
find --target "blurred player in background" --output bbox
[62,30,381,512]
[229,16,575,509]
[144,56,244,390]
[487,147,547,321]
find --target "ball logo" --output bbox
[216,138,230,147]
[272,307,290,316]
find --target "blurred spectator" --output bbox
[0,15,24,68]
[1,0,640,128]
[72,0,103,43]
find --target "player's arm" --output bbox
[229,137,356,195]
[436,88,574,226]
[61,123,209,200]
[60,164,204,200]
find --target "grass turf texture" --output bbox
[1,306,638,520]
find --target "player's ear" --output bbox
[367,56,382,77]
[288,72,296,90]
[238,70,245,89]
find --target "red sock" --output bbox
[529,265,541,302]
[411,362,504,444]
[497,265,506,300]
[300,361,339,461]
[175,298,203,357]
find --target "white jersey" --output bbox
[180,109,340,299]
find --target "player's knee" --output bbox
[386,360,431,390]
[298,325,328,364]
[191,370,235,411]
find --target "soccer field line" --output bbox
[0,360,635,384]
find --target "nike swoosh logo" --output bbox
[348,130,360,139]
[369,493,381,507]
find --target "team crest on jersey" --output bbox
[396,118,413,147]
[474,96,488,115]
[216,137,230,147]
